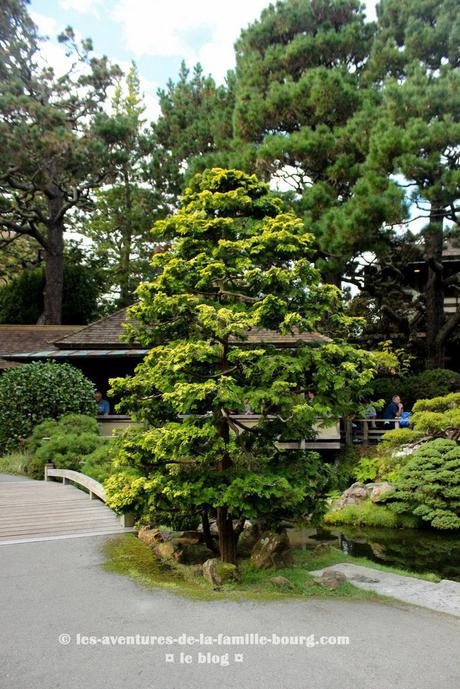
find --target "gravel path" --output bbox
[1,534,459,689]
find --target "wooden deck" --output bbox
[0,478,131,545]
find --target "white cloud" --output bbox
[30,10,59,38]
[112,0,268,82]
[59,0,105,17]
[112,0,379,83]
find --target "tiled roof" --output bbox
[54,308,328,348]
[54,309,135,349]
[0,325,81,369]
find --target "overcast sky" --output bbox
[30,0,379,120]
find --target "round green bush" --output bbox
[0,362,96,452]
[28,432,105,479]
[386,438,460,530]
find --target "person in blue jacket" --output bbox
[382,394,403,421]
[95,390,110,415]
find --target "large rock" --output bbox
[313,570,347,590]
[173,530,203,546]
[369,482,393,503]
[138,526,164,546]
[237,522,261,557]
[152,541,183,563]
[270,576,294,589]
[250,531,293,569]
[202,558,239,587]
[331,482,394,511]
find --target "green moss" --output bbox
[324,500,419,529]
[102,534,390,602]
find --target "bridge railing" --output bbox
[44,464,135,527]
[342,418,401,445]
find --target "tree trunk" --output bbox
[39,195,65,324]
[201,509,219,554]
[217,506,237,563]
[424,204,445,368]
[215,337,237,564]
[119,167,133,307]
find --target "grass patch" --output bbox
[0,451,32,476]
[102,534,401,602]
[324,500,419,529]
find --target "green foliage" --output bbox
[24,413,112,480]
[324,500,419,529]
[366,0,460,365]
[0,363,96,452]
[330,446,363,492]
[0,450,33,476]
[406,370,460,409]
[353,429,424,483]
[353,393,460,483]
[107,168,375,561]
[81,443,115,483]
[151,62,236,205]
[232,0,405,285]
[385,439,460,530]
[0,1,123,321]
[411,392,460,440]
[29,432,102,479]
[0,246,106,324]
[78,64,168,307]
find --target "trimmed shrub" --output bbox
[411,392,460,440]
[0,362,96,452]
[81,444,115,483]
[29,432,103,479]
[353,393,460,483]
[324,500,419,529]
[24,414,112,480]
[385,439,460,530]
[26,415,99,454]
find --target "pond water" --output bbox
[288,526,460,581]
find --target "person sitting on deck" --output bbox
[382,395,403,424]
[95,390,110,416]
[363,399,377,428]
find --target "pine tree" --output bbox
[367,0,460,367]
[79,64,167,307]
[0,1,122,322]
[107,168,375,563]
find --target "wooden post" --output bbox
[120,512,136,528]
[345,420,353,446]
[44,463,55,481]
[363,419,369,445]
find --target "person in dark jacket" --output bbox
[382,395,403,420]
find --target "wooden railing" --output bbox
[342,418,401,445]
[95,414,402,451]
[44,464,135,527]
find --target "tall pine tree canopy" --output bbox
[365,0,460,367]
[107,168,375,562]
[77,64,167,308]
[0,0,123,322]
[230,0,403,284]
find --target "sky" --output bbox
[30,0,379,121]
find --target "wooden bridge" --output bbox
[0,469,133,546]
